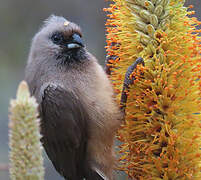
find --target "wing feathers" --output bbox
[40,84,88,179]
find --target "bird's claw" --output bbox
[105,55,119,75]
[123,57,144,88]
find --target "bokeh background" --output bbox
[0,0,200,179]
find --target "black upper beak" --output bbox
[67,34,84,49]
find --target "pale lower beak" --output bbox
[67,43,82,49]
[67,34,84,49]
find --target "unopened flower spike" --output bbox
[9,81,44,180]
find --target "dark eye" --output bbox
[51,32,63,44]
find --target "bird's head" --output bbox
[30,15,87,65]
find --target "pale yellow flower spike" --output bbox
[9,81,44,180]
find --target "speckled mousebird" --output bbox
[25,15,122,180]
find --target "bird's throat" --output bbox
[57,48,87,65]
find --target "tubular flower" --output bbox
[9,81,44,180]
[104,0,201,179]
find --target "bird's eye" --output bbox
[51,32,63,44]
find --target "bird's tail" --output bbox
[84,166,110,180]
[92,167,109,180]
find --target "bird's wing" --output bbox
[39,83,89,179]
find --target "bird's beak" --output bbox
[67,34,84,49]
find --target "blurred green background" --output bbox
[0,0,200,179]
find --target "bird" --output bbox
[25,15,121,180]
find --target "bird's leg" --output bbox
[120,57,144,114]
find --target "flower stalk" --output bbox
[105,0,201,179]
[9,81,44,180]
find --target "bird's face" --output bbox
[50,30,86,64]
[31,16,87,65]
